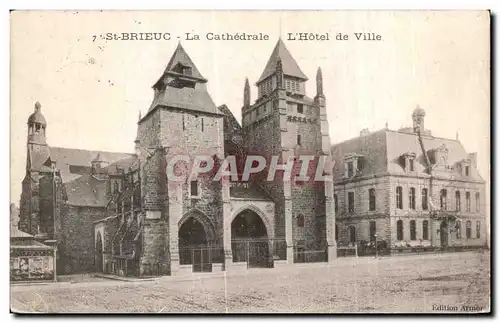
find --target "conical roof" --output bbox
[27,102,47,125]
[257,39,308,84]
[162,43,207,82]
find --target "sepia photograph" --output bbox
[9,10,491,313]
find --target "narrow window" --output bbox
[410,220,416,240]
[347,162,354,177]
[396,186,403,209]
[190,180,199,197]
[422,188,428,210]
[455,191,461,211]
[456,220,461,239]
[465,166,470,176]
[466,221,472,239]
[256,107,260,116]
[297,134,301,145]
[297,104,304,114]
[397,220,404,241]
[349,226,356,244]
[369,188,376,211]
[334,194,338,213]
[440,189,447,210]
[422,220,429,240]
[369,221,376,242]
[409,159,414,171]
[201,118,204,132]
[475,193,480,212]
[348,192,354,213]
[182,114,185,131]
[476,221,481,238]
[409,187,416,210]
[297,214,305,228]
[466,192,471,212]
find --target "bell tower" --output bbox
[243,39,336,263]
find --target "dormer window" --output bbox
[343,154,364,178]
[347,161,354,177]
[401,152,416,173]
[465,166,470,176]
[182,66,192,76]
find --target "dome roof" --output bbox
[412,105,426,116]
[27,102,47,126]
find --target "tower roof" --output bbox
[27,102,47,126]
[257,39,308,84]
[160,43,207,83]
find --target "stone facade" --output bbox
[332,110,487,251]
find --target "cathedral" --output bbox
[18,39,487,277]
[18,39,337,276]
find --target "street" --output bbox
[11,250,490,313]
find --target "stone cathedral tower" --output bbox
[242,39,336,262]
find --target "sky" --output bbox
[10,10,490,208]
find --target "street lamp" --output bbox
[374,234,378,259]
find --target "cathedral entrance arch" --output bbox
[95,231,103,273]
[231,209,271,268]
[178,210,217,272]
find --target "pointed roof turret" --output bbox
[157,43,207,85]
[243,78,251,106]
[148,44,219,115]
[257,39,308,84]
[135,111,141,144]
[316,67,324,97]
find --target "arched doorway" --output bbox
[95,232,103,273]
[178,217,212,272]
[440,221,448,248]
[231,209,271,268]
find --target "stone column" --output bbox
[285,196,294,264]
[325,178,337,263]
[222,180,233,270]
[168,183,182,275]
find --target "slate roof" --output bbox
[149,84,219,115]
[64,174,109,207]
[49,147,133,183]
[257,39,308,84]
[331,129,484,182]
[162,43,206,82]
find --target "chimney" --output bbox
[467,152,477,167]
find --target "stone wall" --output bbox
[60,205,107,274]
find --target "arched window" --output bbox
[396,186,403,209]
[440,189,447,210]
[422,188,428,210]
[422,220,429,240]
[397,220,404,241]
[409,187,416,210]
[466,192,471,212]
[297,214,305,228]
[466,221,472,239]
[455,191,461,211]
[369,188,376,211]
[455,220,461,239]
[410,220,416,240]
